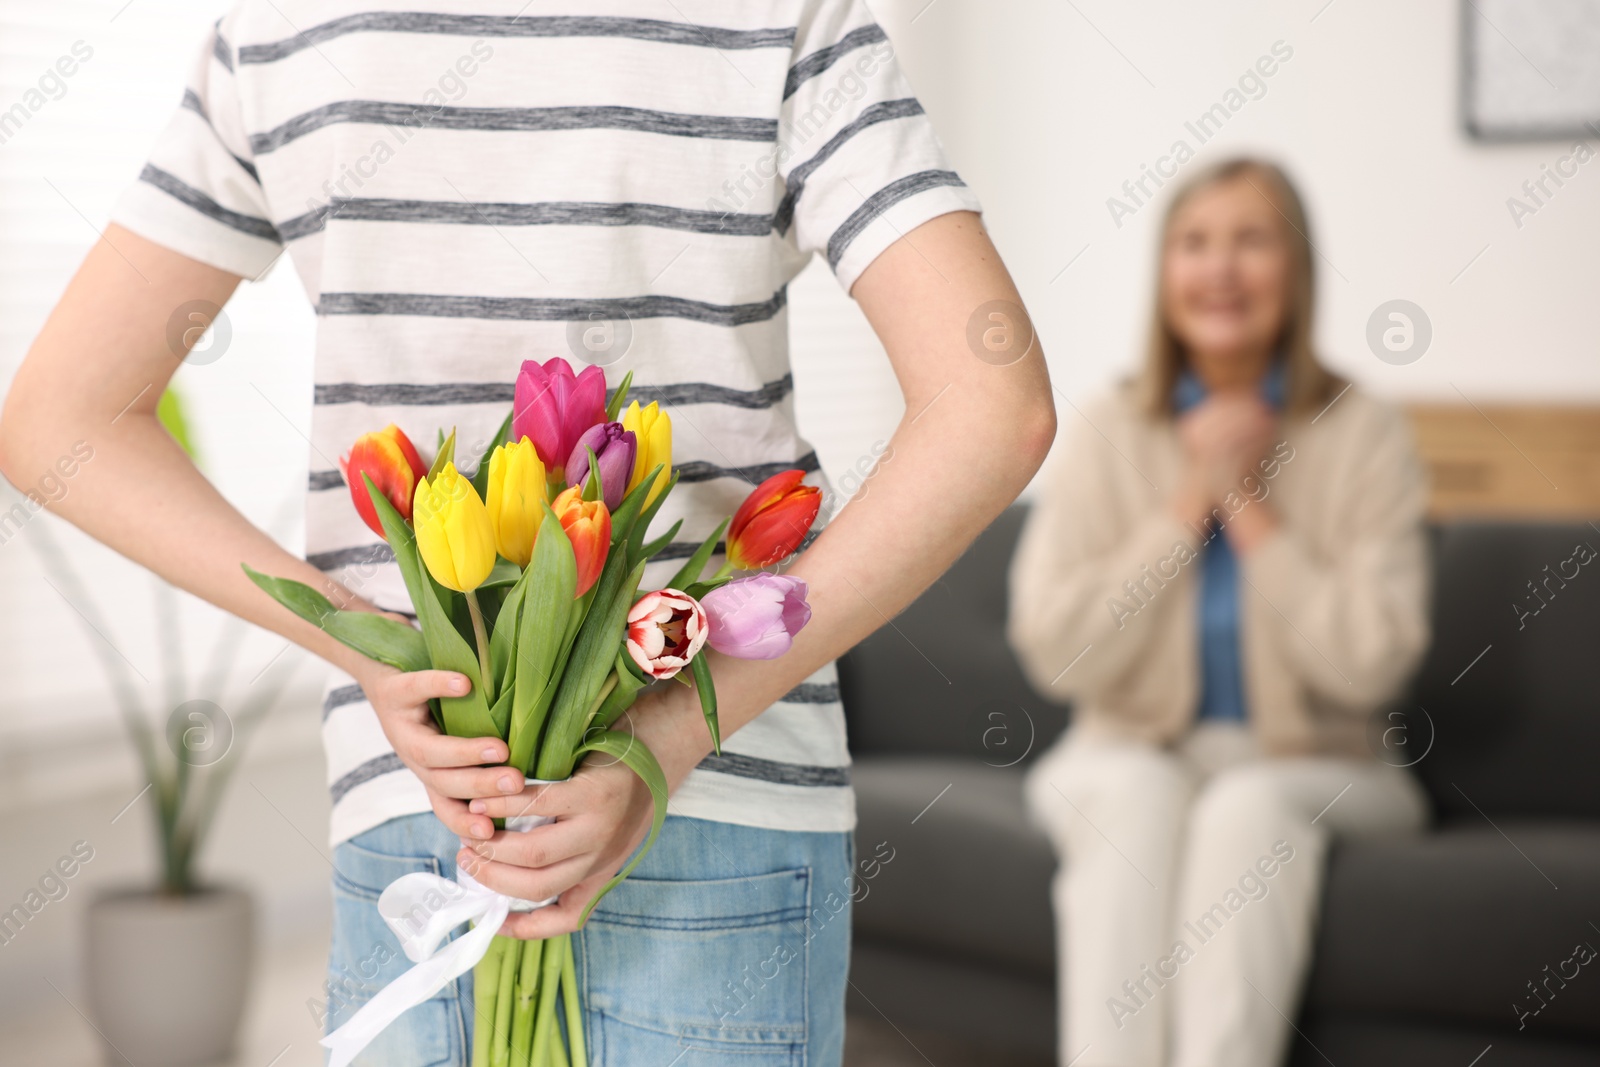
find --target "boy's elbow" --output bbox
[1018,391,1057,468]
[1000,378,1056,484]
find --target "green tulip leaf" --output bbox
[508,505,577,773]
[665,518,727,591]
[364,474,497,739]
[581,445,603,503]
[608,463,660,547]
[690,652,720,756]
[243,565,430,673]
[428,428,458,480]
[638,518,684,565]
[480,557,523,590]
[571,728,667,926]
[591,653,646,732]
[604,369,634,422]
[627,469,680,563]
[535,554,644,781]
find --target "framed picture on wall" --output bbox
[1462,0,1600,140]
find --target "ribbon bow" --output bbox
[321,797,557,1067]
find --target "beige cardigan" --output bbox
[1007,381,1430,758]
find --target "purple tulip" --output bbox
[701,574,811,660]
[512,358,607,474]
[565,422,636,511]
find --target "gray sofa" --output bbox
[841,506,1600,1066]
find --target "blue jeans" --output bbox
[324,813,853,1066]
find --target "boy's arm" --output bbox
[0,226,522,818]
[472,211,1058,935]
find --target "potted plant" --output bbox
[28,389,300,1064]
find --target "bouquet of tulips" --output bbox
[245,358,820,1067]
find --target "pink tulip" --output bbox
[626,589,708,680]
[512,358,607,474]
[701,574,811,660]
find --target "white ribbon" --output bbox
[321,781,561,1067]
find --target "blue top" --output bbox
[1171,363,1286,723]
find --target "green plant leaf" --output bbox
[488,678,514,737]
[627,469,680,563]
[689,652,720,755]
[470,407,515,498]
[364,475,496,739]
[242,565,429,672]
[508,505,577,773]
[490,573,528,697]
[591,652,646,732]
[581,445,603,503]
[428,428,458,479]
[607,462,660,547]
[534,555,645,781]
[481,557,523,589]
[664,518,727,591]
[157,387,199,464]
[638,518,683,564]
[571,729,667,926]
[604,369,634,422]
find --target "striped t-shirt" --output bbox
[113,0,980,845]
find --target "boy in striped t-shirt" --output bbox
[2,2,1054,1063]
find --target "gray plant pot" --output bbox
[86,885,255,1066]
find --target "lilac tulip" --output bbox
[701,574,811,660]
[512,358,607,474]
[565,422,636,511]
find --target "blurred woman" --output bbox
[1008,158,1430,1067]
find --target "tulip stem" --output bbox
[710,560,735,582]
[465,590,494,702]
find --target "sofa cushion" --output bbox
[1409,523,1600,820]
[1306,822,1600,1037]
[838,507,1070,763]
[851,757,1057,979]
[1289,1013,1600,1067]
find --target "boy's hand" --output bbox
[358,664,522,842]
[455,755,656,939]
[453,686,705,938]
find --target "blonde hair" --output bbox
[1138,157,1342,418]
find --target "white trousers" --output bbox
[1023,724,1428,1067]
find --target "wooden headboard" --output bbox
[1406,405,1600,521]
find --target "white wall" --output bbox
[853,0,1600,431]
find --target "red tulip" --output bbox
[726,470,821,570]
[340,424,427,539]
[551,486,611,596]
[512,358,607,475]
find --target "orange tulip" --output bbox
[726,470,821,570]
[340,424,427,539]
[551,486,611,596]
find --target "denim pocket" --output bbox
[582,867,812,1066]
[325,833,466,1067]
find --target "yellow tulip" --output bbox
[621,400,672,508]
[485,437,547,568]
[412,462,496,592]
